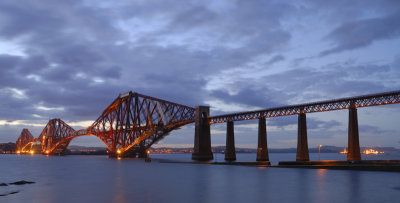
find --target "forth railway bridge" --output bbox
[16,90,400,162]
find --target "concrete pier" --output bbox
[257,117,269,161]
[347,105,361,161]
[296,112,309,161]
[225,121,236,161]
[192,106,213,161]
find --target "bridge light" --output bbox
[16,151,20,154]
[46,150,49,154]
[117,149,121,154]
[30,150,34,154]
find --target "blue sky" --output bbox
[0,0,399,149]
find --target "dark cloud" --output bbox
[260,61,399,103]
[320,12,400,56]
[268,116,297,129]
[306,0,400,24]
[51,44,104,67]
[359,124,392,135]
[168,5,218,30]
[0,55,21,87]
[0,2,64,38]
[18,55,49,74]
[210,86,283,110]
[266,55,285,66]
[0,54,20,69]
[307,119,341,130]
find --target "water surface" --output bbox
[1,153,399,203]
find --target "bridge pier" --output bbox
[192,106,213,161]
[225,121,236,161]
[347,105,361,161]
[296,112,309,161]
[109,152,118,158]
[257,117,269,162]
[137,150,148,158]
[137,142,148,158]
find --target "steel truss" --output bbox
[88,91,195,154]
[209,90,400,124]
[15,92,195,155]
[16,128,35,152]
[39,118,76,154]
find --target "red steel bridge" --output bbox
[16,90,400,161]
[16,91,195,157]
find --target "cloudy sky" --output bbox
[1,0,400,149]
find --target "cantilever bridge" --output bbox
[16,90,400,161]
[17,91,195,157]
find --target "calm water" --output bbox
[1,153,400,203]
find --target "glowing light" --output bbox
[30,150,34,154]
[339,147,348,154]
[362,149,384,155]
[45,150,49,154]
[16,150,20,154]
[318,145,323,161]
[117,149,121,154]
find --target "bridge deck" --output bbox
[209,90,400,124]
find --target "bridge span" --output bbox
[17,91,195,157]
[16,90,400,162]
[193,90,400,161]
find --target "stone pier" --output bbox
[257,117,269,161]
[296,112,309,161]
[225,121,236,161]
[347,105,361,161]
[192,106,213,161]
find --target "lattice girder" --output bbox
[39,119,76,154]
[16,128,35,152]
[89,91,195,154]
[210,90,400,124]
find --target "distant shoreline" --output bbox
[2,142,400,155]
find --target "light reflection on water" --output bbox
[1,153,399,203]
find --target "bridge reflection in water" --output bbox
[16,90,400,163]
